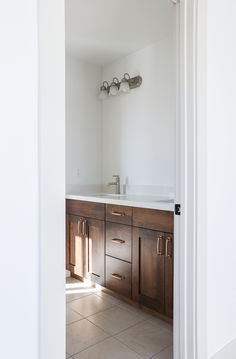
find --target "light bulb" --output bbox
[119,80,130,93]
[109,77,119,96]
[98,89,108,100]
[109,84,119,96]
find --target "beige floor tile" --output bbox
[66,291,93,303]
[66,353,71,358]
[69,294,114,317]
[67,304,83,325]
[151,346,173,359]
[66,277,81,284]
[148,317,173,333]
[66,319,109,356]
[117,301,151,320]
[73,337,142,359]
[88,305,146,335]
[115,320,173,358]
[94,291,123,305]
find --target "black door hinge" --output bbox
[175,204,181,215]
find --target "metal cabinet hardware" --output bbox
[92,273,100,278]
[78,220,82,235]
[111,238,125,244]
[111,273,125,280]
[165,237,172,258]
[82,220,87,236]
[111,211,125,216]
[157,235,164,255]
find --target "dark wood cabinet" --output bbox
[86,217,105,286]
[66,199,174,320]
[106,256,132,298]
[133,228,173,318]
[67,214,86,279]
[106,222,132,263]
[164,233,174,318]
[66,204,105,285]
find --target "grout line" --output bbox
[112,335,146,358]
[71,334,112,357]
[66,292,94,303]
[147,344,173,359]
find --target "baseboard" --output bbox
[211,337,236,359]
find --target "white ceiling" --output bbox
[65,0,174,66]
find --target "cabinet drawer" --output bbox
[66,199,105,220]
[106,256,131,298]
[106,222,132,263]
[106,204,132,225]
[133,207,174,233]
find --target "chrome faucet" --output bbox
[107,175,120,194]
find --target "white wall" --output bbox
[0,1,39,358]
[66,56,102,192]
[206,0,236,357]
[102,40,176,194]
[38,0,65,359]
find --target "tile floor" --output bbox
[66,277,173,359]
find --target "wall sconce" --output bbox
[98,73,142,100]
[119,73,131,93]
[109,77,119,96]
[98,81,109,100]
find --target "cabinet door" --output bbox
[164,233,174,318]
[86,218,105,286]
[68,215,85,279]
[133,227,165,314]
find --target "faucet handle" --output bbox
[112,175,120,178]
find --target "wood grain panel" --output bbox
[164,233,174,318]
[106,222,132,262]
[106,204,132,225]
[66,199,105,220]
[106,256,132,297]
[133,207,174,233]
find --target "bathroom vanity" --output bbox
[66,195,174,321]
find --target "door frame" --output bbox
[174,0,207,359]
[38,1,208,358]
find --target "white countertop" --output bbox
[66,193,174,212]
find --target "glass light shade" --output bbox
[119,80,130,93]
[109,84,119,96]
[98,88,108,100]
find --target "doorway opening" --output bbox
[65,1,177,358]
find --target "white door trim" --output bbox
[37,1,208,358]
[174,1,207,359]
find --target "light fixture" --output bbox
[119,73,131,93]
[98,73,142,100]
[109,77,119,96]
[98,81,109,100]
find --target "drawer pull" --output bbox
[92,273,100,278]
[111,238,125,244]
[111,273,125,280]
[111,211,125,217]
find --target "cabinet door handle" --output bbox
[82,220,87,236]
[165,237,172,258]
[111,238,125,244]
[111,211,125,217]
[111,273,125,280]
[78,220,82,235]
[157,235,164,255]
